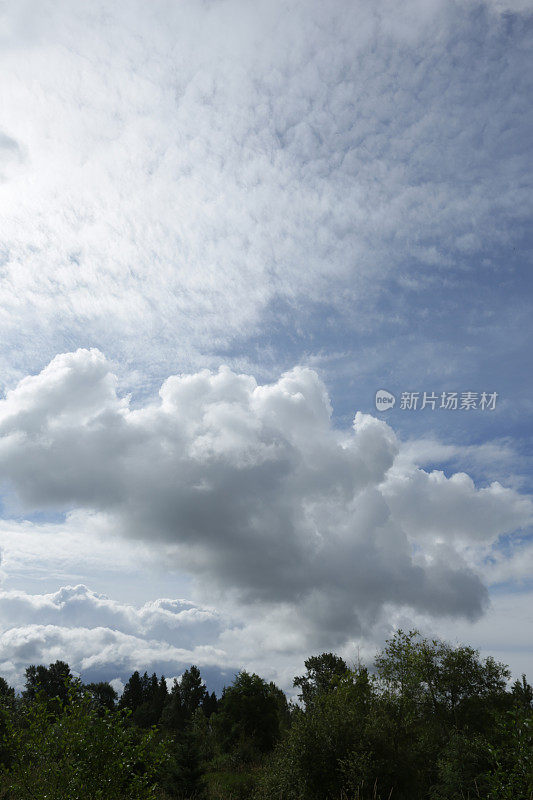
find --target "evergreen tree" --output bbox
[161,666,207,732]
[161,678,185,731]
[119,670,145,714]
[201,690,218,718]
[0,677,14,699]
[180,665,207,717]
[160,728,205,799]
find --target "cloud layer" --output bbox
[0,583,232,690]
[0,349,530,669]
[0,0,531,385]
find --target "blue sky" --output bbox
[0,0,531,694]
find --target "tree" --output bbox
[260,633,520,800]
[161,666,207,732]
[202,690,218,718]
[119,670,145,714]
[259,667,373,800]
[372,630,512,798]
[161,679,185,731]
[0,678,14,699]
[179,666,207,718]
[160,726,205,799]
[375,629,510,726]
[23,661,72,705]
[155,675,169,718]
[133,673,169,727]
[293,652,350,709]
[512,674,533,712]
[215,671,284,760]
[85,681,118,712]
[1,678,168,799]
[0,686,15,770]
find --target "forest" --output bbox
[0,630,531,800]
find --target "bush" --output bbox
[0,679,168,800]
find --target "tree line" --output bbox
[0,629,531,799]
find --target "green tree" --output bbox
[160,727,205,799]
[512,674,533,712]
[179,666,207,718]
[214,671,284,761]
[161,679,185,732]
[162,666,207,732]
[134,673,169,727]
[293,652,350,709]
[84,681,118,712]
[377,630,510,726]
[119,670,145,714]
[259,667,374,800]
[202,690,218,718]
[22,661,72,705]
[372,630,512,798]
[0,678,14,700]
[0,678,168,799]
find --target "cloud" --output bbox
[0,0,530,383]
[0,583,230,692]
[0,0,530,694]
[0,130,24,182]
[0,622,228,693]
[0,510,153,583]
[0,584,221,645]
[0,349,530,657]
[383,468,533,544]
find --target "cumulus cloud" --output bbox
[383,469,533,544]
[0,582,233,691]
[0,584,221,646]
[0,620,228,693]
[0,349,530,661]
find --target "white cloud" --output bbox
[0,0,530,695]
[0,581,229,691]
[382,468,532,544]
[0,0,530,383]
[0,622,228,693]
[0,584,221,645]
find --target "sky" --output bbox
[0,0,532,695]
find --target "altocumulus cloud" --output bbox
[0,0,531,382]
[0,348,531,676]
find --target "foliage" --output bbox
[213,670,285,761]
[162,667,206,732]
[293,652,350,710]
[204,765,258,800]
[85,680,118,712]
[0,633,530,800]
[257,667,373,800]
[0,679,168,799]
[257,631,528,800]
[158,728,206,799]
[22,660,72,704]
